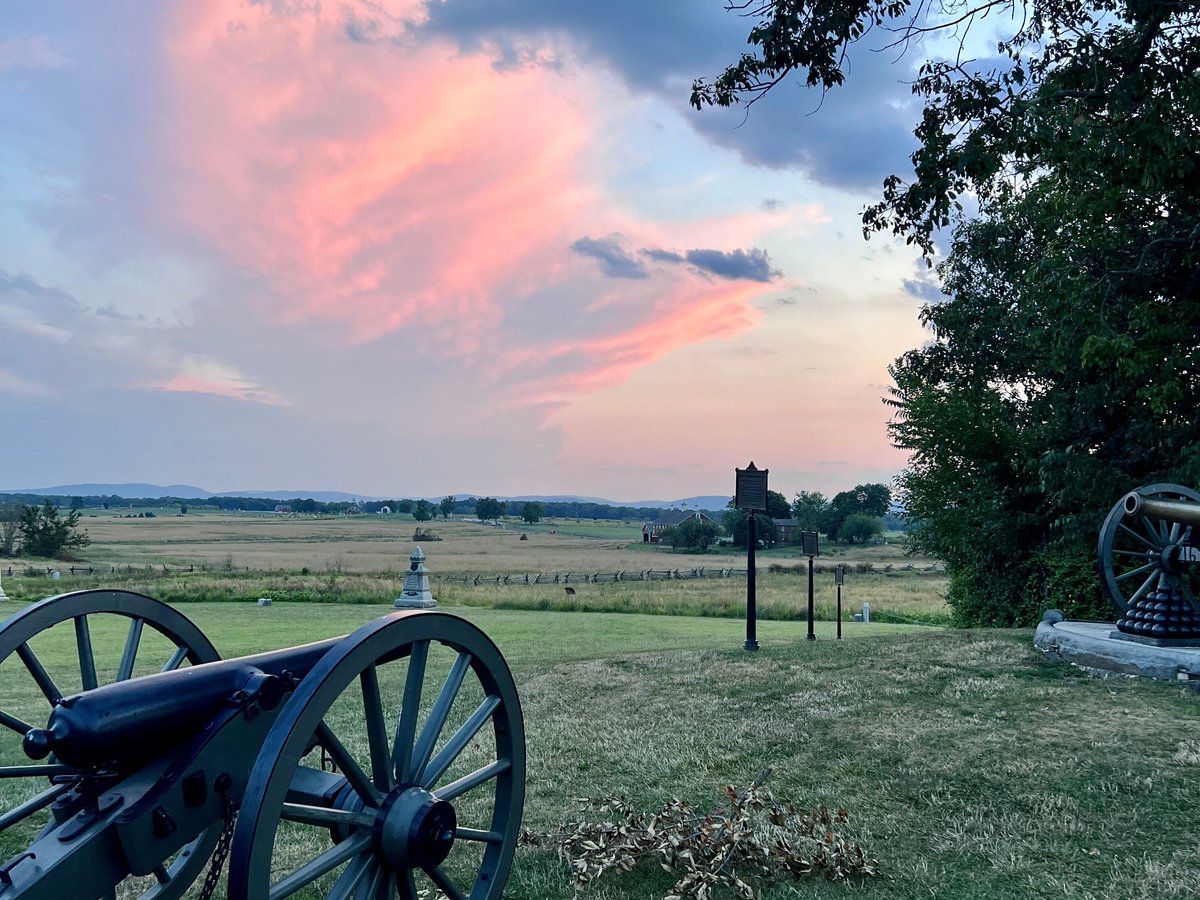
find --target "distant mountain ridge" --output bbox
[1,483,730,512]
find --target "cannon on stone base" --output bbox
[1099,483,1200,642]
[0,590,524,899]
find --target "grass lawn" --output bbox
[1,599,1195,899]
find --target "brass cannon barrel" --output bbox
[23,636,341,769]
[1124,491,1200,527]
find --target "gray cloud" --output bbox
[902,277,944,303]
[684,248,779,282]
[570,235,648,279]
[403,1,920,191]
[575,240,782,283]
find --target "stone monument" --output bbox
[0,568,7,602]
[394,545,437,609]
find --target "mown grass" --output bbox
[1,599,1196,899]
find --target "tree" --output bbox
[722,508,777,548]
[697,3,1200,624]
[840,513,884,545]
[520,501,544,524]
[825,484,891,542]
[765,490,791,520]
[396,499,414,514]
[677,515,720,552]
[412,499,434,522]
[18,501,91,559]
[0,505,20,557]
[792,491,829,532]
[69,496,84,511]
[475,497,505,522]
[439,496,456,519]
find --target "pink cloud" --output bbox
[163,2,592,342]
[159,0,771,411]
[158,374,286,406]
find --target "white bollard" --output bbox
[862,601,870,624]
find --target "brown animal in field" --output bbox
[564,586,576,595]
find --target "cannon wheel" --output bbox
[229,611,525,900]
[0,589,222,900]
[1098,483,1200,613]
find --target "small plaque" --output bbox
[835,564,846,585]
[735,462,768,512]
[801,531,820,557]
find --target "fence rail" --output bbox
[1,560,941,582]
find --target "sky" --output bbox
[0,0,946,504]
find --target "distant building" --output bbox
[377,506,392,515]
[274,504,293,514]
[773,518,800,545]
[642,510,720,544]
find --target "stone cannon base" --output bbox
[1034,609,1200,685]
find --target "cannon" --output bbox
[1099,483,1200,641]
[0,590,525,899]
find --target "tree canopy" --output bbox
[18,501,91,559]
[697,0,1200,623]
[520,501,545,524]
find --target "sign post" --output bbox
[835,563,846,640]
[801,530,819,641]
[735,462,768,651]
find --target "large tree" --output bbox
[18,501,91,559]
[698,1,1200,624]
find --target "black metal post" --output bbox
[836,580,843,640]
[806,553,816,641]
[745,513,758,650]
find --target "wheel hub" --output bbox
[374,786,456,869]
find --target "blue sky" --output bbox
[1,1,947,502]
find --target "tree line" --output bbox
[657,483,895,552]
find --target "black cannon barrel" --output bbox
[24,636,342,769]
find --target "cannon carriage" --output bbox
[1099,483,1200,642]
[0,590,525,899]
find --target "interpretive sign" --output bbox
[735,462,768,512]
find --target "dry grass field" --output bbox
[9,510,951,623]
[67,511,929,576]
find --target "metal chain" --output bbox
[198,787,238,900]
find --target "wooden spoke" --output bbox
[436,759,510,802]
[17,643,62,706]
[316,722,381,807]
[117,616,145,682]
[267,832,371,900]
[360,665,392,792]
[74,615,98,691]
[421,695,500,789]
[392,640,429,785]
[411,652,471,784]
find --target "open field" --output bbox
[0,601,1195,899]
[55,511,928,575]
[4,512,950,624]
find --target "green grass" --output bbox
[1,599,1195,899]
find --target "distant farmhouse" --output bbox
[273,504,292,514]
[773,518,799,544]
[642,510,720,544]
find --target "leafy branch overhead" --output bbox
[692,0,1199,258]
[527,772,878,898]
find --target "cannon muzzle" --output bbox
[1123,491,1200,527]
